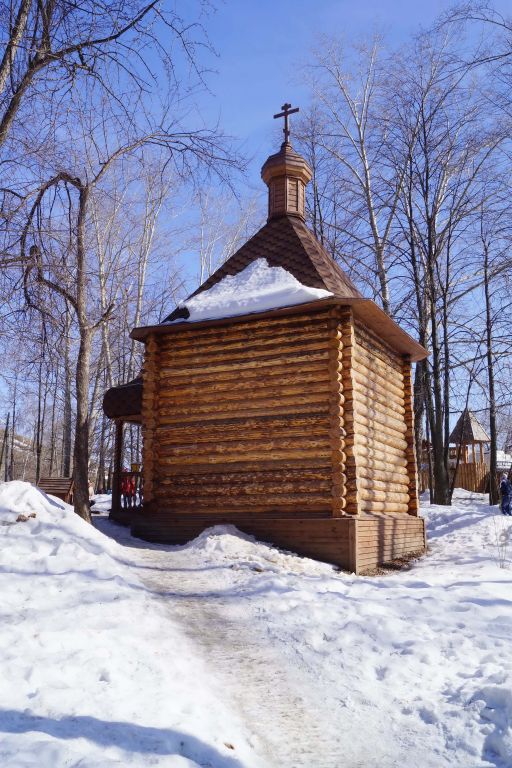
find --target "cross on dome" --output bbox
[273,102,299,144]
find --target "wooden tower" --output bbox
[104,110,428,573]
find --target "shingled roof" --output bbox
[449,409,490,444]
[196,215,360,297]
[102,376,142,420]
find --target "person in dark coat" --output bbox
[500,473,512,515]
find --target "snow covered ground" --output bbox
[0,482,258,768]
[1,483,512,767]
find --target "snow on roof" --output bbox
[170,258,333,324]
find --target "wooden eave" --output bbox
[131,297,428,362]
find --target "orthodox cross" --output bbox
[273,102,299,144]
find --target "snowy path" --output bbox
[94,494,512,768]
[97,518,346,768]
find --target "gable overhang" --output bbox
[131,297,428,362]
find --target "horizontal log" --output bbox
[153,458,332,475]
[358,500,410,513]
[160,309,331,347]
[349,418,407,446]
[156,435,331,456]
[159,339,331,370]
[158,411,330,431]
[157,405,330,427]
[162,327,330,364]
[357,532,424,545]
[351,370,405,411]
[343,386,405,418]
[345,409,407,439]
[156,448,332,465]
[162,319,331,354]
[357,517,423,527]
[357,488,410,504]
[158,373,331,400]
[354,455,408,476]
[354,444,404,474]
[158,381,331,408]
[155,417,330,443]
[357,475,409,493]
[357,523,424,535]
[158,369,330,394]
[354,318,401,349]
[353,398,407,430]
[346,424,407,454]
[160,466,331,484]
[357,532,425,546]
[357,534,425,547]
[355,456,410,475]
[347,374,404,405]
[354,325,404,370]
[158,395,330,422]
[152,502,332,515]
[354,344,405,382]
[156,492,331,507]
[159,481,333,496]
[351,363,405,402]
[346,381,407,414]
[158,348,329,377]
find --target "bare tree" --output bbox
[303,38,415,313]
[0,1,201,151]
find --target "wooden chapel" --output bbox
[103,107,428,573]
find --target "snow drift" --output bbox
[0,481,258,768]
[171,258,332,323]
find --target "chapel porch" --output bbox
[102,376,144,525]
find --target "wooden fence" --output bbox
[419,462,489,494]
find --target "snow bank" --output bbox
[90,492,112,514]
[0,481,259,767]
[172,258,332,323]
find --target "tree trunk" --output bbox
[0,412,9,480]
[62,307,73,476]
[73,326,92,523]
[483,244,499,505]
[73,184,92,523]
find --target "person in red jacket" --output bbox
[121,471,136,509]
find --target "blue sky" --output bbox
[197,0,455,183]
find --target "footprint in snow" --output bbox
[472,686,512,765]
[419,707,438,725]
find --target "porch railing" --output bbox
[111,470,143,518]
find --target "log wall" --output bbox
[143,308,341,519]
[141,334,159,504]
[351,322,410,515]
[136,306,426,571]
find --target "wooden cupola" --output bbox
[260,101,312,221]
[261,141,312,221]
